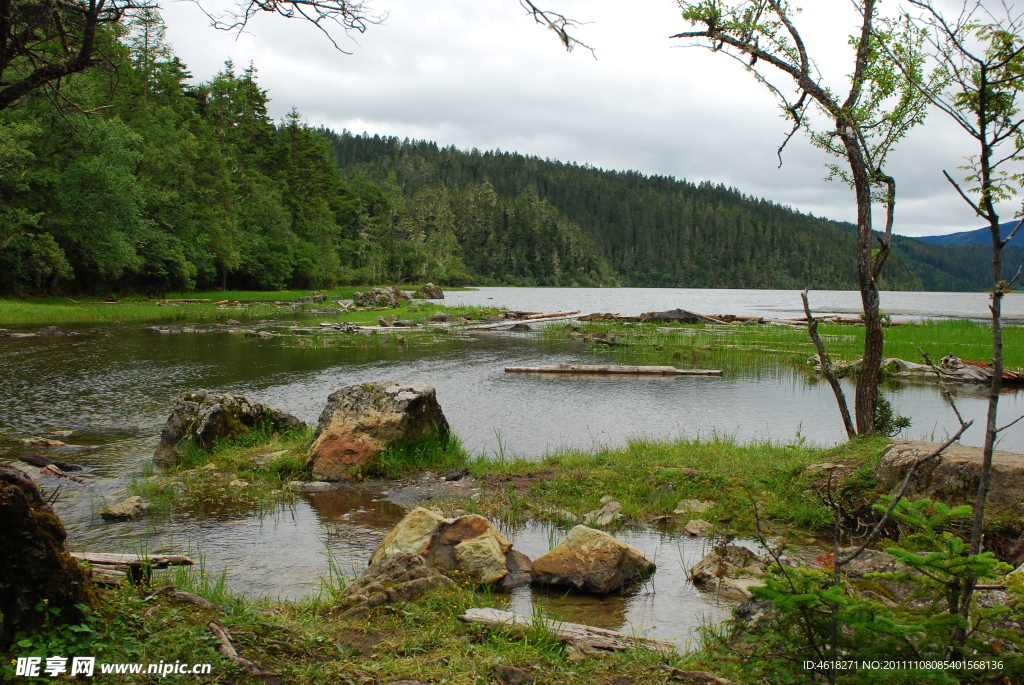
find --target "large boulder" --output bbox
[153,390,305,465]
[689,545,765,599]
[875,440,1024,516]
[338,551,453,618]
[353,287,411,308]
[369,508,531,589]
[531,525,655,594]
[1,467,96,644]
[306,382,449,482]
[412,283,444,300]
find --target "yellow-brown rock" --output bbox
[307,381,449,482]
[531,525,655,594]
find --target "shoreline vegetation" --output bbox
[20,427,1021,683]
[3,291,1020,375]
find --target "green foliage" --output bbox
[874,395,911,437]
[356,431,468,479]
[695,497,1022,684]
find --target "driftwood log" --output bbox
[70,552,193,585]
[505,364,722,376]
[208,620,282,684]
[460,608,675,652]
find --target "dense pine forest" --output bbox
[0,11,1013,295]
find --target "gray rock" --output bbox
[101,496,149,520]
[582,500,624,527]
[690,545,765,599]
[674,498,713,515]
[412,283,444,300]
[153,391,305,465]
[683,519,713,536]
[307,381,449,482]
[876,439,1024,516]
[288,480,336,490]
[353,287,411,308]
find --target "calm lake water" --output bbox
[1,287,1019,647]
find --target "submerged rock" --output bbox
[153,390,304,465]
[531,525,655,594]
[370,508,531,589]
[37,326,71,336]
[876,439,1024,516]
[306,381,449,482]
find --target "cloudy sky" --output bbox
[160,0,1016,238]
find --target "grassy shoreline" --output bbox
[551,318,1024,372]
[0,286,476,326]
[9,431,1023,683]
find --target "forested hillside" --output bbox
[325,132,927,290]
[0,11,1009,295]
[0,12,612,294]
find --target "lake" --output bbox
[1,286,1019,647]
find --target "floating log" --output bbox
[460,607,675,652]
[505,364,722,376]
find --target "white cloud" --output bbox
[160,0,1021,238]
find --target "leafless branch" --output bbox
[802,289,855,438]
[519,0,594,55]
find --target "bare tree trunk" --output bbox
[845,127,881,435]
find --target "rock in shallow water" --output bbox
[306,381,449,482]
[531,525,655,595]
[370,507,531,589]
[153,390,304,465]
[101,496,149,520]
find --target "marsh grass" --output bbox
[128,425,313,516]
[456,435,892,534]
[0,286,477,326]
[553,318,1024,373]
[355,431,469,479]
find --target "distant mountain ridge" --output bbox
[915,221,1024,247]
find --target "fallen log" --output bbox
[466,314,581,330]
[505,364,722,376]
[72,552,194,585]
[70,552,194,567]
[460,607,675,652]
[209,620,282,684]
[18,453,84,471]
[521,310,580,320]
